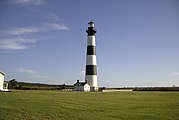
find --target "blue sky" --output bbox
[0,0,179,87]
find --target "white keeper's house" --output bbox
[74,80,90,92]
[0,71,8,91]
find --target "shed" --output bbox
[0,71,8,91]
[74,80,90,92]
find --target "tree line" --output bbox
[7,79,73,90]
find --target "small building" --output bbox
[74,80,90,92]
[0,71,8,91]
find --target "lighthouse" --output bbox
[85,21,98,91]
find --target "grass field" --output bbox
[0,90,179,120]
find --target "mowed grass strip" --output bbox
[0,90,179,120]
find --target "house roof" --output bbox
[74,82,88,86]
[0,71,5,76]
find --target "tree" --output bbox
[62,84,66,89]
[8,79,19,89]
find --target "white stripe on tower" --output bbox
[85,21,98,91]
[87,36,96,46]
[86,55,97,65]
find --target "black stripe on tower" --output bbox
[86,27,96,36]
[85,65,97,75]
[87,46,96,55]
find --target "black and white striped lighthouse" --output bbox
[85,21,98,91]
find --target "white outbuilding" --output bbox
[74,80,90,92]
[0,71,8,91]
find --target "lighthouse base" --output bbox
[90,87,98,92]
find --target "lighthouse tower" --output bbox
[85,21,98,91]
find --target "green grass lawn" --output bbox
[0,90,179,120]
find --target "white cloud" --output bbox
[48,13,60,21]
[0,23,69,50]
[171,72,179,75]
[0,24,69,37]
[18,67,36,74]
[43,23,70,31]
[0,37,36,50]
[18,67,58,82]
[0,27,38,50]
[16,0,31,3]
[0,27,39,36]
[15,0,45,5]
